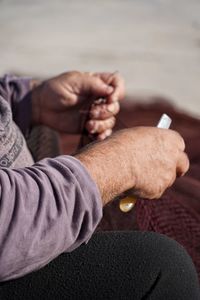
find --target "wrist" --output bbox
[75,139,134,206]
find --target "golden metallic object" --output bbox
[119,196,137,213]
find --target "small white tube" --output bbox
[157,114,172,129]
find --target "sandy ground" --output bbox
[0,0,200,116]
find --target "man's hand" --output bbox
[31,71,125,139]
[75,127,189,205]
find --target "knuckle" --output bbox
[168,172,176,187]
[185,154,190,172]
[84,71,93,77]
[181,152,190,174]
[114,102,120,114]
[148,192,158,200]
[154,191,164,199]
[98,121,106,132]
[172,130,185,151]
[106,117,115,129]
[100,118,114,132]
[157,182,166,195]
[179,137,185,151]
[110,116,116,126]
[167,169,176,182]
[153,179,167,198]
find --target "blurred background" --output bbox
[0,0,200,115]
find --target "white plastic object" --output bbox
[157,114,172,129]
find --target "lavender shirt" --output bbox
[0,75,102,282]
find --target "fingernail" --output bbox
[107,103,115,113]
[88,121,97,134]
[105,129,112,137]
[90,129,96,134]
[90,109,99,118]
[109,94,118,102]
[106,86,113,94]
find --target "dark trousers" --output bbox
[0,231,199,300]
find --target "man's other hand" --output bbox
[31,71,125,139]
[76,127,189,205]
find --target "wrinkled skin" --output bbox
[76,127,189,205]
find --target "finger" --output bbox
[86,76,114,98]
[86,117,116,134]
[97,128,112,141]
[93,72,125,103]
[153,190,165,200]
[176,151,190,177]
[171,130,186,152]
[107,72,125,103]
[93,72,115,83]
[89,101,120,120]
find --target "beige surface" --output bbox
[0,0,200,115]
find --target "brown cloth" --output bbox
[61,96,200,279]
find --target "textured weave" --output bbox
[72,96,200,280]
[136,189,200,279]
[27,126,60,161]
[0,96,34,168]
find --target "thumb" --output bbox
[87,76,114,98]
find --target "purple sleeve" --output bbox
[0,74,32,135]
[0,156,102,282]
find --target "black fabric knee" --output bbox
[0,231,199,300]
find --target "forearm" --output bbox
[75,138,134,205]
[0,156,102,282]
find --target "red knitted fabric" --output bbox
[136,182,200,279]
[120,98,200,279]
[61,96,200,280]
[112,98,200,279]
